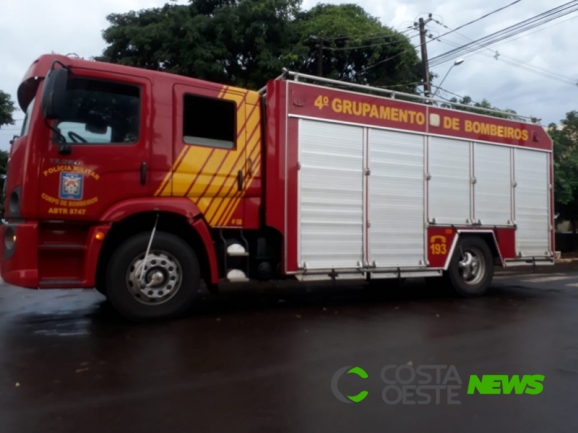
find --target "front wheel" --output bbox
[447,236,494,297]
[105,231,200,321]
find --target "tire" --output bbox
[105,231,200,321]
[447,236,494,297]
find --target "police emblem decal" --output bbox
[59,172,84,200]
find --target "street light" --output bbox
[431,59,464,99]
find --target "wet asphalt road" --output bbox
[1,265,578,433]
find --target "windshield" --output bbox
[20,97,35,137]
[53,78,140,144]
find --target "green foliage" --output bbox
[0,90,15,127]
[0,150,7,176]
[98,0,302,90]
[440,95,520,120]
[97,1,421,91]
[293,3,420,89]
[0,90,14,178]
[549,111,578,222]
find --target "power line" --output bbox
[326,3,521,74]
[423,0,521,42]
[435,37,577,85]
[362,49,413,72]
[431,2,578,67]
[314,27,417,45]
[488,14,578,49]
[414,2,521,96]
[316,2,517,72]
[429,1,578,68]
[442,13,578,54]
[432,85,483,102]
[430,14,578,85]
[431,85,524,119]
[327,33,420,51]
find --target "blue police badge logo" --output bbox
[59,172,84,200]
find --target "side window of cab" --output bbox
[53,78,141,145]
[182,94,236,149]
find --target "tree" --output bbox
[292,3,420,90]
[440,95,520,120]
[97,1,421,91]
[549,111,578,230]
[0,150,7,177]
[98,0,303,90]
[0,90,14,178]
[0,90,15,128]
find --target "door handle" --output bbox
[141,162,147,185]
[237,170,244,191]
[247,157,254,176]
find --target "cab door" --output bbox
[170,84,248,228]
[38,72,151,221]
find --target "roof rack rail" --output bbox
[259,69,541,125]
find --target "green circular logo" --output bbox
[331,366,369,403]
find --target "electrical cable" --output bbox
[362,0,521,74]
[435,37,577,85]
[327,33,420,51]
[426,0,521,42]
[432,18,578,83]
[429,1,578,68]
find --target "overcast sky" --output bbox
[1,0,576,150]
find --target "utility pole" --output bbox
[317,38,323,77]
[310,35,324,77]
[418,15,433,98]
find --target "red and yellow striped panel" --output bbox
[154,85,262,227]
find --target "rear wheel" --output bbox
[105,231,200,321]
[447,236,494,297]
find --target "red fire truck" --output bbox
[0,54,554,320]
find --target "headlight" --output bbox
[5,226,16,250]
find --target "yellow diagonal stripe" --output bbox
[152,85,263,229]
[209,109,261,224]
[216,129,262,226]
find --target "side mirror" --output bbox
[41,67,68,120]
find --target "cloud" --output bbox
[0,0,189,149]
[302,0,577,123]
[1,0,576,149]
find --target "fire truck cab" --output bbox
[0,54,555,321]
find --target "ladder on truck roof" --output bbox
[258,69,542,125]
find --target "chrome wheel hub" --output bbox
[458,248,484,285]
[126,251,182,305]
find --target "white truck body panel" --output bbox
[295,117,552,271]
[473,143,512,226]
[368,129,425,268]
[515,149,550,257]
[298,120,364,269]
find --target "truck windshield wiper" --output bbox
[44,119,67,143]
